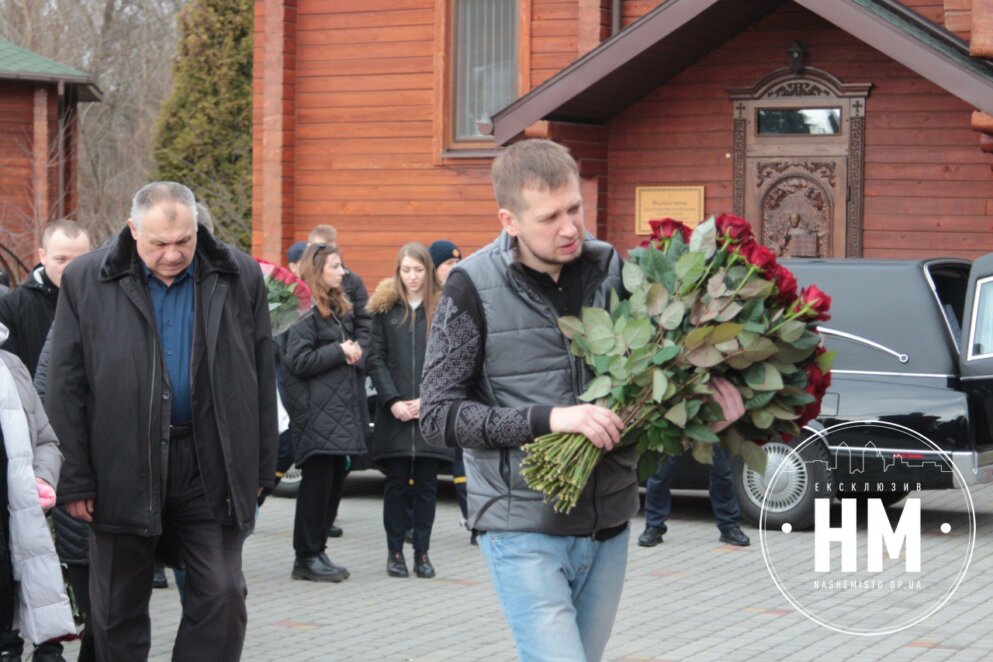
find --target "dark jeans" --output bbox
[293,455,347,556]
[88,428,247,662]
[644,444,741,532]
[382,457,439,554]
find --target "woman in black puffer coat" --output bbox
[281,244,366,583]
[367,242,452,579]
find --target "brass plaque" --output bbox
[635,186,705,235]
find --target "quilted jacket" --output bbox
[280,308,367,465]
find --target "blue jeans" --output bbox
[478,527,630,662]
[644,444,740,532]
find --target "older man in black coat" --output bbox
[46,182,278,662]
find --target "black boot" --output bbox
[292,555,347,582]
[318,552,349,579]
[414,553,435,579]
[152,563,168,589]
[386,552,409,578]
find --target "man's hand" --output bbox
[67,498,94,522]
[708,377,746,433]
[407,398,420,419]
[391,400,413,422]
[550,404,625,451]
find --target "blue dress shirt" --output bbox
[143,260,195,425]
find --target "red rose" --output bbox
[648,218,692,243]
[796,355,832,427]
[772,264,798,304]
[740,242,778,272]
[793,285,831,321]
[715,213,753,243]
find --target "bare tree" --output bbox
[0,0,186,245]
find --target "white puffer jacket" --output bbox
[0,323,75,643]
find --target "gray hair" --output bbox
[196,202,214,234]
[130,182,198,233]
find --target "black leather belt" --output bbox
[169,424,194,438]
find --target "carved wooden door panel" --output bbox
[745,157,847,258]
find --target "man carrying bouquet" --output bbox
[421,139,744,661]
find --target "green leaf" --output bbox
[579,375,612,402]
[692,440,715,464]
[738,279,775,300]
[793,330,821,350]
[767,402,801,420]
[675,252,706,283]
[686,423,720,444]
[659,301,686,330]
[741,337,779,362]
[609,288,621,314]
[646,283,669,316]
[816,349,837,372]
[665,400,688,428]
[623,318,654,350]
[593,354,613,375]
[609,355,629,380]
[583,307,615,355]
[744,363,784,391]
[707,271,729,298]
[688,217,717,259]
[687,345,724,368]
[777,320,806,343]
[612,315,628,336]
[725,355,753,370]
[652,369,669,403]
[723,427,744,455]
[750,409,775,429]
[622,260,646,293]
[714,338,740,353]
[711,322,744,344]
[629,289,648,317]
[745,390,777,410]
[558,316,585,340]
[571,334,591,358]
[685,326,714,350]
[652,345,681,365]
[740,440,768,475]
[715,302,744,323]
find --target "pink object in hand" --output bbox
[36,479,56,510]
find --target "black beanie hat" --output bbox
[429,240,461,268]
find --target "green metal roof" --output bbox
[0,37,100,101]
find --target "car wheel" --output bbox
[274,463,302,498]
[734,435,833,531]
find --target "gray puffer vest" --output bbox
[461,232,640,535]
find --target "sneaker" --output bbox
[414,553,436,579]
[719,526,750,547]
[153,564,168,589]
[637,525,664,547]
[291,555,347,582]
[387,551,409,578]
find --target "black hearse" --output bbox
[702,257,993,529]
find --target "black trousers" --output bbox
[382,457,439,555]
[293,454,347,556]
[88,429,247,662]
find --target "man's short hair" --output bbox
[42,219,90,249]
[308,224,337,245]
[130,182,198,232]
[491,139,579,215]
[196,202,214,234]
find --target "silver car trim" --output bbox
[818,327,909,363]
[831,370,953,378]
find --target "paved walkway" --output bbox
[58,475,993,661]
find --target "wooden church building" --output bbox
[253,0,993,283]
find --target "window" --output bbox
[757,108,842,135]
[967,277,993,359]
[452,0,518,142]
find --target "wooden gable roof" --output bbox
[488,0,993,144]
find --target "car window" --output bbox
[926,263,969,352]
[967,276,993,360]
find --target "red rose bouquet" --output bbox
[522,215,835,513]
[256,258,312,336]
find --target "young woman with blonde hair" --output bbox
[367,242,452,578]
